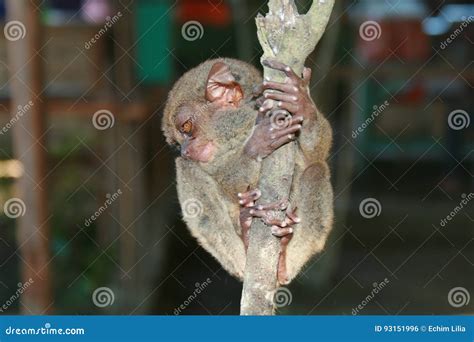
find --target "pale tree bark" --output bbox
[240,0,335,315]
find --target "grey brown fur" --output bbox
[162,58,333,283]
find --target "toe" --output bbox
[271,226,294,237]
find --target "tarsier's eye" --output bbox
[181,120,193,135]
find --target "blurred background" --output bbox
[0,0,472,315]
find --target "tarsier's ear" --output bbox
[205,62,243,107]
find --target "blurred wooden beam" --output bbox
[5,0,52,313]
[0,99,151,122]
[110,0,151,313]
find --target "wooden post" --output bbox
[240,0,334,315]
[5,0,52,313]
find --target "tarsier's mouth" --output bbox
[196,142,215,163]
[181,141,216,163]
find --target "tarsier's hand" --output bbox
[244,114,303,160]
[259,59,317,121]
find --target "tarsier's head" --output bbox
[162,58,262,163]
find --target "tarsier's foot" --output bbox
[241,197,300,285]
[253,203,301,285]
[238,187,262,249]
[259,59,317,120]
[246,200,296,231]
[238,187,261,208]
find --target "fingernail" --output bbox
[237,193,242,197]
[285,66,291,72]
[259,107,265,112]
[249,209,254,215]
[257,205,263,210]
[281,222,287,227]
[264,93,269,98]
[263,81,268,86]
[293,86,298,92]
[278,101,282,107]
[239,200,244,204]
[289,228,294,233]
[292,96,298,101]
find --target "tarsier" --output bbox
[162,58,333,285]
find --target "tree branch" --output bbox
[240,0,335,316]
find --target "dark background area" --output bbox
[0,0,472,315]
